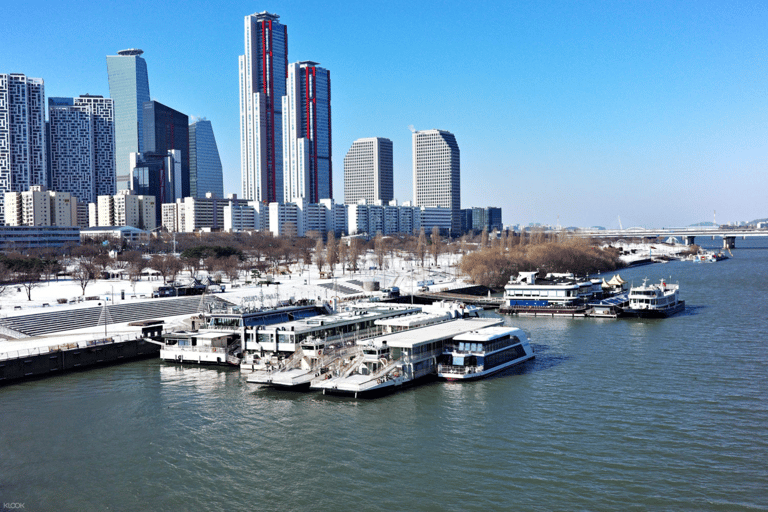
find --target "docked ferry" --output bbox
[311,317,503,398]
[623,278,685,318]
[437,326,534,380]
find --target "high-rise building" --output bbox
[129,149,182,226]
[142,101,189,198]
[343,137,392,204]
[0,73,47,224]
[4,185,78,227]
[282,61,332,203]
[239,11,288,203]
[106,49,150,191]
[189,119,224,198]
[412,129,461,234]
[48,95,115,204]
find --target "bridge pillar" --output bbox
[684,235,696,246]
[723,236,736,249]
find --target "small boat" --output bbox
[693,251,729,263]
[622,278,685,318]
[437,326,534,380]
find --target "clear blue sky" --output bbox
[3,0,767,228]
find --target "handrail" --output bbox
[0,333,146,361]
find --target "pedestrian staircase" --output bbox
[0,296,234,338]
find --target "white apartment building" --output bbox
[412,129,461,234]
[0,74,47,224]
[162,193,251,233]
[223,201,270,232]
[343,137,393,205]
[3,185,78,227]
[96,190,155,230]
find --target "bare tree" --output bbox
[337,238,348,274]
[0,262,11,297]
[326,231,338,272]
[348,238,364,272]
[374,231,386,269]
[430,226,442,266]
[224,255,241,283]
[18,268,41,301]
[315,238,326,272]
[480,227,489,249]
[417,228,427,267]
[73,260,97,296]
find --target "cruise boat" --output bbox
[437,326,534,380]
[500,271,601,315]
[311,317,502,398]
[160,329,242,365]
[246,337,362,389]
[622,278,685,318]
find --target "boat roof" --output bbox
[453,326,526,342]
[261,305,419,334]
[368,318,502,349]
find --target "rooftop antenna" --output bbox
[714,210,717,226]
[618,215,623,231]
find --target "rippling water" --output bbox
[2,238,767,511]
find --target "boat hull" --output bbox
[439,354,535,381]
[623,300,685,318]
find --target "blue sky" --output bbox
[3,0,766,228]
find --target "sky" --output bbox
[3,0,767,228]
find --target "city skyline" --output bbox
[3,0,767,228]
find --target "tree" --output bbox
[223,255,241,283]
[337,238,348,274]
[374,231,386,269]
[417,228,427,267]
[315,238,326,272]
[0,262,11,297]
[73,260,97,296]
[430,226,442,266]
[326,231,338,272]
[18,267,41,301]
[480,227,489,249]
[348,238,364,272]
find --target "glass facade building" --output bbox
[189,119,224,198]
[106,49,150,192]
[142,101,189,198]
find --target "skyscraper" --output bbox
[0,73,47,224]
[142,100,189,198]
[282,61,332,203]
[106,49,150,191]
[48,95,115,204]
[189,119,224,198]
[344,137,392,205]
[412,129,461,234]
[239,11,288,203]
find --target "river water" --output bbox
[1,238,767,511]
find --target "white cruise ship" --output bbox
[437,326,534,380]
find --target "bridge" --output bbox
[568,227,768,249]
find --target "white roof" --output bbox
[369,318,502,349]
[453,326,526,342]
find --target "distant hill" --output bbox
[589,226,606,230]
[689,221,717,227]
[749,218,768,225]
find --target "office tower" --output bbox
[0,74,47,224]
[142,100,189,198]
[106,49,150,191]
[239,11,288,203]
[343,137,392,204]
[129,149,182,226]
[189,119,224,198]
[412,129,461,234]
[48,95,115,204]
[282,61,332,203]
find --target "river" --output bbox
[1,237,766,511]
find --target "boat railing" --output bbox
[322,325,385,346]
[162,344,232,355]
[438,364,483,375]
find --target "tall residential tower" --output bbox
[282,61,332,203]
[239,12,288,203]
[343,137,392,204]
[0,73,47,223]
[412,129,461,234]
[48,95,115,204]
[106,49,150,191]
